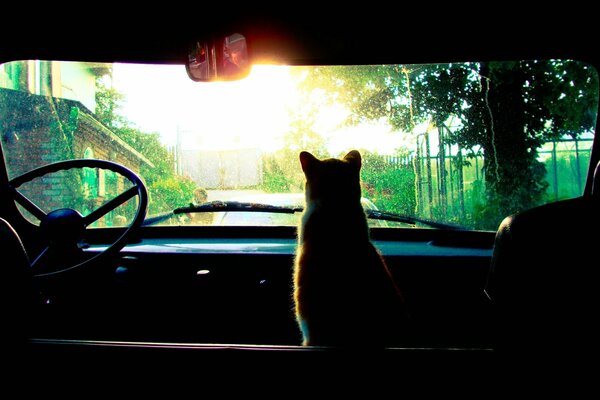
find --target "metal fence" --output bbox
[408,126,593,224]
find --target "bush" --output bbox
[361,153,416,216]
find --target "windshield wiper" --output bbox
[142,201,302,226]
[175,200,303,215]
[365,209,464,230]
[143,201,463,230]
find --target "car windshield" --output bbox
[0,60,597,230]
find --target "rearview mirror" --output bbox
[186,33,250,82]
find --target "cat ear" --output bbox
[299,151,319,175]
[344,150,362,169]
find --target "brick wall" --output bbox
[1,88,152,225]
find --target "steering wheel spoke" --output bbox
[9,186,47,221]
[30,246,50,269]
[83,186,139,226]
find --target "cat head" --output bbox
[299,150,362,204]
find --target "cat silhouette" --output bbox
[293,150,408,347]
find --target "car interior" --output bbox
[1,9,598,390]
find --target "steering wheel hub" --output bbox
[40,208,85,244]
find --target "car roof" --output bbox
[1,8,597,67]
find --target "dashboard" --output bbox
[47,228,496,349]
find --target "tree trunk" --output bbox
[478,62,547,227]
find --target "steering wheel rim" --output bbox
[7,159,148,277]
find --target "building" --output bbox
[178,147,262,190]
[0,60,153,226]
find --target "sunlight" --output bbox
[112,62,399,156]
[200,65,299,151]
[113,63,300,152]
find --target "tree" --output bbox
[303,61,598,228]
[95,77,127,130]
[260,86,329,193]
[94,76,196,215]
[360,150,416,216]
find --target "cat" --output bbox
[293,150,408,347]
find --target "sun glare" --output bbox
[112,62,400,156]
[205,65,299,151]
[113,63,301,152]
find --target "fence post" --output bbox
[457,146,465,218]
[552,140,559,201]
[575,138,582,194]
[438,124,447,219]
[425,130,433,219]
[414,140,423,216]
[447,142,454,217]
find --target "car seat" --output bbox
[0,218,39,344]
[485,160,599,369]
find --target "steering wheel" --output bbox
[7,159,148,277]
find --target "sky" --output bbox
[111,63,408,155]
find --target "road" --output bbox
[207,189,266,202]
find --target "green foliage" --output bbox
[259,86,330,194]
[113,126,174,186]
[147,176,197,215]
[282,84,330,158]
[94,79,127,129]
[261,149,304,193]
[303,61,598,229]
[95,77,196,214]
[361,151,416,216]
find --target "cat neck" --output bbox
[306,199,362,210]
[300,200,370,244]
